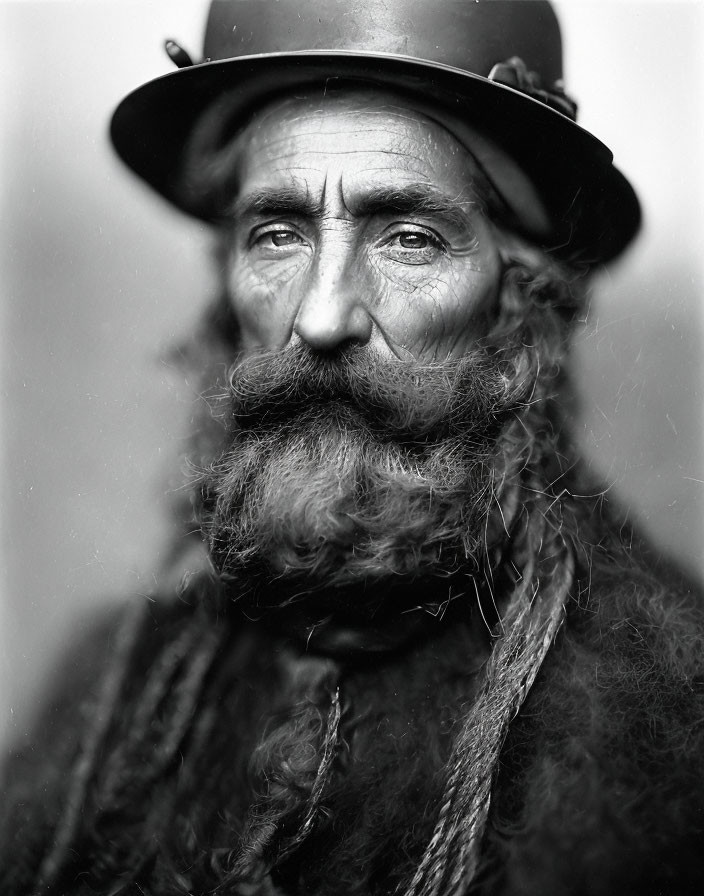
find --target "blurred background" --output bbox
[1,0,702,748]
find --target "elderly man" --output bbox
[2,1,703,894]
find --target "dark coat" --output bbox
[2,543,704,896]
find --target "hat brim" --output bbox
[110,50,640,265]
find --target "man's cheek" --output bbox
[228,262,301,348]
[370,273,473,361]
[409,270,499,359]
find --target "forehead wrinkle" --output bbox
[246,119,442,162]
[273,104,431,126]
[275,148,431,162]
[249,119,422,151]
[302,104,448,134]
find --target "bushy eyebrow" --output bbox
[231,183,479,232]
[351,184,479,231]
[231,186,318,221]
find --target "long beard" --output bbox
[199,341,529,620]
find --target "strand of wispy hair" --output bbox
[274,686,342,865]
[403,504,575,896]
[227,684,343,889]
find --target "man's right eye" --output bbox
[251,228,305,249]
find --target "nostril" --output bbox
[348,306,373,344]
[316,336,366,357]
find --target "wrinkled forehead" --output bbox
[231,86,487,201]
[237,86,467,147]
[181,83,548,235]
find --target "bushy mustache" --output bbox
[226,342,522,443]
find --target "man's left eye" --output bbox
[397,232,431,249]
[380,227,446,264]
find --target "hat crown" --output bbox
[203,0,563,85]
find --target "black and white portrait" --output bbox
[1,2,702,893]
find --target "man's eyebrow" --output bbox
[231,187,319,221]
[352,184,480,230]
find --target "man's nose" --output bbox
[292,241,373,351]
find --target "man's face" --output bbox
[224,90,502,362]
[200,89,528,619]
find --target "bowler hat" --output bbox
[110,0,640,265]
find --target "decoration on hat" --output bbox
[165,39,195,69]
[488,56,578,121]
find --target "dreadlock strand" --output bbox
[86,616,228,888]
[98,614,213,799]
[150,621,226,769]
[34,599,148,893]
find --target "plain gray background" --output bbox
[1,0,702,747]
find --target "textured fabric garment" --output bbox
[2,545,704,896]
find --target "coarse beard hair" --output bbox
[198,339,532,622]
